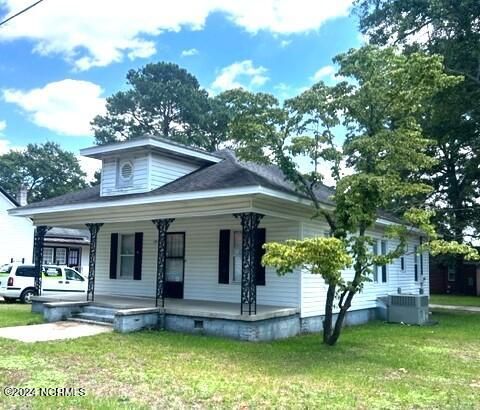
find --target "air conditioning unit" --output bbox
[387,294,429,325]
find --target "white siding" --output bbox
[99,152,200,197]
[150,153,198,190]
[93,215,301,308]
[300,220,429,318]
[0,195,34,264]
[100,155,149,196]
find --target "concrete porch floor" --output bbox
[32,294,299,321]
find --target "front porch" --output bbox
[31,294,300,341]
[24,198,304,340]
[32,294,298,320]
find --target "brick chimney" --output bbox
[17,185,28,206]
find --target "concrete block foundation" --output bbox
[164,313,300,342]
[114,308,162,332]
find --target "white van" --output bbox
[0,263,87,303]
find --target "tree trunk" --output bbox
[323,283,336,343]
[325,291,355,346]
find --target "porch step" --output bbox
[83,306,117,316]
[73,312,115,324]
[68,317,113,327]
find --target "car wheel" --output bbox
[20,288,36,304]
[2,297,16,303]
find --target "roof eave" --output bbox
[80,137,223,164]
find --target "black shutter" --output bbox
[134,232,143,281]
[109,233,118,279]
[255,228,266,286]
[218,229,230,284]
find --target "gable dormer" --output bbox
[80,137,222,197]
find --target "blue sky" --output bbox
[0,0,362,178]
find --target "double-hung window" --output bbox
[43,247,54,265]
[372,239,388,283]
[372,239,379,282]
[119,234,135,279]
[414,245,419,282]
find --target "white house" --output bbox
[9,136,429,340]
[0,186,34,264]
[43,228,90,274]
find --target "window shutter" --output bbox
[255,228,266,286]
[218,230,230,284]
[134,232,143,281]
[109,233,118,279]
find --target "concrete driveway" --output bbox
[0,321,112,343]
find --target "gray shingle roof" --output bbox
[18,150,335,211]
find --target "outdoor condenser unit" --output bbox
[387,294,429,325]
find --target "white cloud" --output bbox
[77,155,101,182]
[223,0,353,34]
[0,139,10,154]
[310,65,347,85]
[280,39,292,48]
[211,60,269,92]
[0,120,6,134]
[3,79,106,137]
[181,48,199,57]
[311,65,336,82]
[0,138,24,155]
[0,0,353,70]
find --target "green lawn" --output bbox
[0,303,43,327]
[430,294,480,307]
[0,304,479,409]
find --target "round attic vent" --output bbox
[120,162,133,180]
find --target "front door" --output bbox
[165,232,185,299]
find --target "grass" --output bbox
[430,294,480,307]
[0,303,43,327]
[0,303,479,409]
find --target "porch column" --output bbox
[152,218,175,307]
[85,223,103,302]
[234,212,264,315]
[33,226,50,296]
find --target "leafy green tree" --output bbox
[92,62,231,151]
[355,0,480,259]
[227,47,477,345]
[0,142,87,203]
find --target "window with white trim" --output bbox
[43,247,54,264]
[414,245,419,282]
[380,240,387,283]
[55,247,67,265]
[372,239,388,283]
[119,234,135,279]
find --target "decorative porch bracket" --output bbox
[33,226,51,296]
[152,218,175,307]
[234,212,264,315]
[86,223,103,302]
